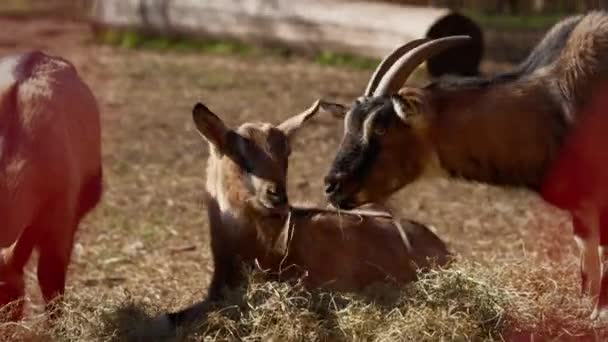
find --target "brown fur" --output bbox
[161,101,450,330]
[0,51,102,320]
[324,12,608,319]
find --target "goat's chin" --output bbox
[328,191,366,210]
[252,199,289,217]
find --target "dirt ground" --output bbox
[1,15,607,341]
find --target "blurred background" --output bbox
[387,0,608,12]
[0,0,608,71]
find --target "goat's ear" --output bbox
[320,101,349,119]
[392,88,429,122]
[192,102,230,151]
[277,99,324,140]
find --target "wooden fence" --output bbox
[91,0,485,75]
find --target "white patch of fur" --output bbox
[344,109,353,135]
[0,55,19,91]
[574,235,587,250]
[205,148,243,238]
[206,149,227,210]
[361,109,380,143]
[391,96,409,121]
[248,174,263,195]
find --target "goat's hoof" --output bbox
[591,306,608,323]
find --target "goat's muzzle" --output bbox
[324,173,345,196]
[324,172,357,209]
[262,183,288,210]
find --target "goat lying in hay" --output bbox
[321,11,608,319]
[0,51,102,321]
[151,100,450,335]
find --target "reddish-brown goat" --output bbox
[323,12,608,320]
[0,51,102,320]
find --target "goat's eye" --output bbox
[374,127,386,135]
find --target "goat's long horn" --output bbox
[373,35,472,97]
[364,38,430,97]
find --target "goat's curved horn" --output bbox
[364,38,430,97]
[373,35,472,97]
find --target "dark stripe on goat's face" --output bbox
[326,97,394,207]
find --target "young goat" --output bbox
[156,100,450,332]
[321,11,608,319]
[0,51,102,320]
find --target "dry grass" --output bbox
[1,14,608,341]
[0,262,513,341]
[62,262,512,342]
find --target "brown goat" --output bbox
[0,51,102,320]
[151,100,450,334]
[322,12,608,319]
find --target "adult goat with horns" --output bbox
[321,12,608,319]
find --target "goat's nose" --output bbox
[266,184,287,205]
[324,173,345,195]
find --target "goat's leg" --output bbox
[0,246,26,322]
[147,250,242,338]
[572,210,600,298]
[36,212,76,318]
[591,210,608,320]
[168,251,241,325]
[0,224,39,321]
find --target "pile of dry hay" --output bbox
[2,256,598,341]
[73,259,511,341]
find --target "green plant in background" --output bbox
[95,29,254,56]
[120,31,145,49]
[315,51,379,70]
[462,10,568,31]
[94,29,380,71]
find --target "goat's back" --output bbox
[284,210,450,291]
[398,219,451,269]
[0,51,101,246]
[552,12,608,116]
